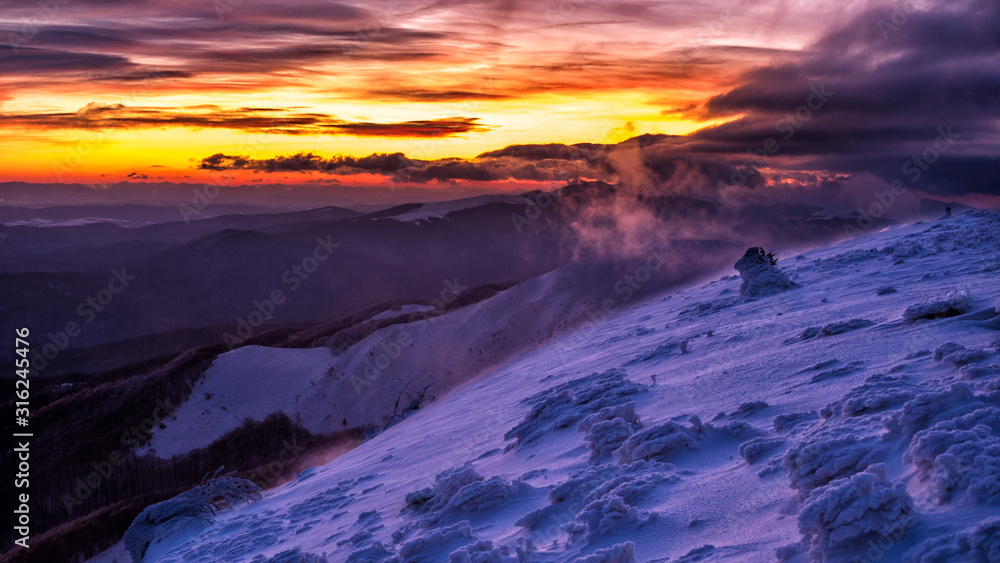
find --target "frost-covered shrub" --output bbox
[884,239,928,260]
[572,494,641,537]
[572,542,636,563]
[903,516,1000,562]
[783,433,881,500]
[579,402,643,463]
[739,437,786,464]
[444,476,523,513]
[798,465,914,562]
[585,418,635,463]
[407,467,482,514]
[405,467,522,526]
[903,292,970,322]
[821,376,916,418]
[614,417,702,464]
[255,548,329,563]
[904,406,1000,505]
[517,461,674,543]
[810,361,865,383]
[774,412,818,432]
[734,247,796,298]
[505,370,646,450]
[447,540,524,563]
[345,542,394,563]
[577,402,641,432]
[124,475,261,562]
[885,384,977,437]
[732,401,769,416]
[934,342,991,366]
[394,521,474,562]
[706,419,764,440]
[961,364,1000,381]
[817,319,875,337]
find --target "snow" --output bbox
[384,194,529,224]
[369,304,436,322]
[144,259,622,458]
[123,211,1000,562]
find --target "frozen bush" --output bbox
[257,548,329,563]
[394,521,474,562]
[904,517,1000,562]
[585,418,635,463]
[505,370,646,450]
[739,437,786,464]
[885,384,977,437]
[406,467,522,526]
[614,417,701,464]
[821,376,916,418]
[903,292,970,322]
[345,542,394,563]
[517,461,674,542]
[810,361,865,383]
[798,464,914,562]
[783,433,881,500]
[706,419,764,440]
[124,475,261,563]
[444,476,523,513]
[774,412,819,432]
[447,540,523,563]
[407,466,483,515]
[732,401,769,416]
[734,247,796,298]
[904,406,1000,505]
[961,364,1000,380]
[572,542,636,563]
[933,342,967,360]
[577,402,641,432]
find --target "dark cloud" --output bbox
[0,104,491,137]
[197,134,760,192]
[689,0,1000,195]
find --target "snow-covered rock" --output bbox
[734,247,796,298]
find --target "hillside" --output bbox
[92,210,1000,562]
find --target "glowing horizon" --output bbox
[0,0,996,198]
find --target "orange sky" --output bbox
[0,0,831,185]
[1,0,996,199]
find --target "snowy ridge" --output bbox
[114,211,1000,562]
[383,194,528,223]
[142,262,620,458]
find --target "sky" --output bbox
[0,0,997,202]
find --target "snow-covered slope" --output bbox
[122,211,1000,562]
[144,259,662,458]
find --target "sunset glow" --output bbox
[0,0,996,198]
